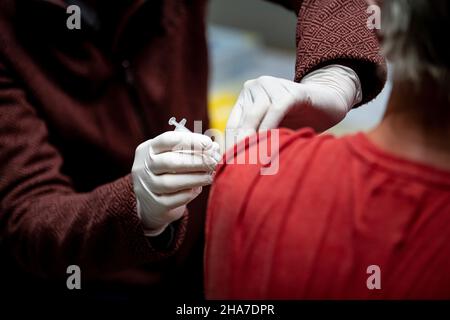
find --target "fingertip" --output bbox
[212,141,220,151]
[202,140,213,150]
[213,152,222,163]
[193,186,203,194]
[193,133,213,149]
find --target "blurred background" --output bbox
[207,0,391,135]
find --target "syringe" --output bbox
[168,117,191,132]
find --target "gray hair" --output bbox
[381,0,450,90]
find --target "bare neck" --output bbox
[368,81,450,171]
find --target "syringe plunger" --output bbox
[168,117,190,132]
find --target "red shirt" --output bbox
[205,128,450,299]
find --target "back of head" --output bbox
[381,0,450,98]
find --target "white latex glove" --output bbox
[132,131,221,236]
[226,65,362,149]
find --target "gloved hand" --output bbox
[132,131,221,236]
[226,65,362,149]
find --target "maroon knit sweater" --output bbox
[0,0,385,298]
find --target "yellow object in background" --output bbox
[208,91,238,132]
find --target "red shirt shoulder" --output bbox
[206,130,450,299]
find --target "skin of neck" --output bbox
[368,75,450,171]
